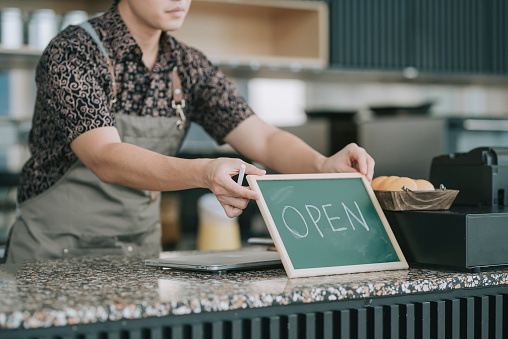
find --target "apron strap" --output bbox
[79,21,118,108]
[171,66,186,129]
[79,22,186,128]
[79,21,108,58]
[168,36,186,129]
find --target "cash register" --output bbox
[385,147,508,271]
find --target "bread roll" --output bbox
[371,176,388,190]
[385,177,417,191]
[415,179,434,191]
[377,176,399,190]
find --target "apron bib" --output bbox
[3,23,187,263]
[5,114,185,263]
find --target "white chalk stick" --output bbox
[237,164,246,185]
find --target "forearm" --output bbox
[227,116,374,180]
[226,116,327,174]
[259,129,327,174]
[92,142,211,191]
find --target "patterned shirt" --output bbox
[18,3,254,203]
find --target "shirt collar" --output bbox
[94,3,175,71]
[94,3,137,62]
[153,33,176,72]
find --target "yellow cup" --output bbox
[196,194,241,251]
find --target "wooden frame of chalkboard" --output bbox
[247,173,408,278]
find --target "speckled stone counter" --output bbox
[2,250,508,336]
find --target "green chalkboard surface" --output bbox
[247,173,407,278]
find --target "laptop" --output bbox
[145,250,282,274]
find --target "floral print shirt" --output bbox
[18,3,254,203]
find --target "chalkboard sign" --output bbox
[247,173,408,278]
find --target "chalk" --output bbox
[237,164,246,185]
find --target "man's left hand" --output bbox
[319,143,375,181]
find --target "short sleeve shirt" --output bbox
[18,3,254,203]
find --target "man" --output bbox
[3,0,374,263]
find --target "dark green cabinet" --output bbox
[329,0,508,75]
[488,0,508,74]
[330,0,408,71]
[413,0,486,74]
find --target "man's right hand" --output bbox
[203,158,265,218]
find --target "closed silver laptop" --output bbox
[145,250,282,273]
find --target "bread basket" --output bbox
[374,185,459,211]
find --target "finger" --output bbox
[222,204,244,218]
[340,166,359,174]
[218,195,249,211]
[365,155,375,181]
[225,176,260,200]
[349,147,368,175]
[244,162,266,176]
[235,185,260,200]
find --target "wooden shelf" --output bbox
[171,0,329,69]
[0,0,109,14]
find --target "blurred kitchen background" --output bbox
[1,0,507,251]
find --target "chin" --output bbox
[163,24,184,32]
[158,19,185,32]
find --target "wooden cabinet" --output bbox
[0,0,329,70]
[172,0,328,69]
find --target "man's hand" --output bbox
[319,143,375,181]
[203,158,266,218]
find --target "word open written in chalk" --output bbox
[282,202,369,239]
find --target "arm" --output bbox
[224,115,375,181]
[70,126,265,217]
[44,36,263,218]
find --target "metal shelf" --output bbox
[221,64,508,85]
[2,48,508,86]
[0,48,41,70]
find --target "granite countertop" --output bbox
[2,250,508,330]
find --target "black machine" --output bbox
[430,147,508,206]
[385,147,508,271]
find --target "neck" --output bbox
[117,1,161,70]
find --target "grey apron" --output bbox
[4,23,186,264]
